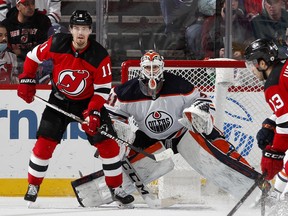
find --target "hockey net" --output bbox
[121,59,271,203]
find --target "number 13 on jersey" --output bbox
[269,93,284,112]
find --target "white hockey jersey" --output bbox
[0,0,61,23]
[106,72,214,140]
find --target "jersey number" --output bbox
[102,63,112,77]
[269,94,284,112]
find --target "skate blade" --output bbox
[116,202,134,209]
[27,201,37,208]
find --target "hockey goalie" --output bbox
[72,50,264,208]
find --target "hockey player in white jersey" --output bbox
[72,50,264,208]
[104,50,262,198]
[106,50,215,152]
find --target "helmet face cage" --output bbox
[139,50,164,99]
[70,10,92,28]
[140,50,164,80]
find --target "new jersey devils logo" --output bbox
[56,70,89,96]
[145,111,173,133]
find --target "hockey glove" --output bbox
[261,145,285,180]
[17,73,36,104]
[256,118,276,150]
[81,109,101,136]
[181,100,213,135]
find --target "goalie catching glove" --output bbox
[82,109,101,136]
[17,73,36,104]
[180,100,213,135]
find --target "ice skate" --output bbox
[110,186,134,208]
[24,184,39,203]
[250,189,280,209]
[267,192,288,216]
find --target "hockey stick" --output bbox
[122,157,177,208]
[226,174,270,216]
[260,191,266,216]
[34,95,173,162]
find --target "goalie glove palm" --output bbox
[181,102,213,135]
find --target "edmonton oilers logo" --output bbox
[145,111,173,133]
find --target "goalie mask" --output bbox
[139,50,164,99]
[244,39,278,80]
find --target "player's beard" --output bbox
[73,38,87,50]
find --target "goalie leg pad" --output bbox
[177,130,260,199]
[122,141,175,194]
[71,170,113,207]
[211,139,250,166]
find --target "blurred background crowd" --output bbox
[0,0,287,84]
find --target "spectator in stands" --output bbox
[250,0,288,47]
[185,0,216,60]
[242,0,262,21]
[1,0,51,64]
[0,22,18,84]
[218,42,246,60]
[159,0,217,59]
[283,0,288,10]
[201,0,253,58]
[159,0,198,51]
[0,0,61,24]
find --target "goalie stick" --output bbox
[226,174,270,216]
[121,157,177,208]
[34,95,173,162]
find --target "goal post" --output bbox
[120,59,271,202]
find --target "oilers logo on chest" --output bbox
[145,111,173,133]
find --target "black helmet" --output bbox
[244,39,278,64]
[70,10,92,27]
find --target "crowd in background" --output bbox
[161,0,288,59]
[0,0,288,84]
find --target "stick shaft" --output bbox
[227,181,258,216]
[34,95,172,161]
[227,174,269,216]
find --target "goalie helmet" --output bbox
[139,50,164,99]
[244,39,278,80]
[70,10,92,27]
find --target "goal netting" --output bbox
[121,58,271,203]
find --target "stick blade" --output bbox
[154,148,174,161]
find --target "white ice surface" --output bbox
[0,194,263,216]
